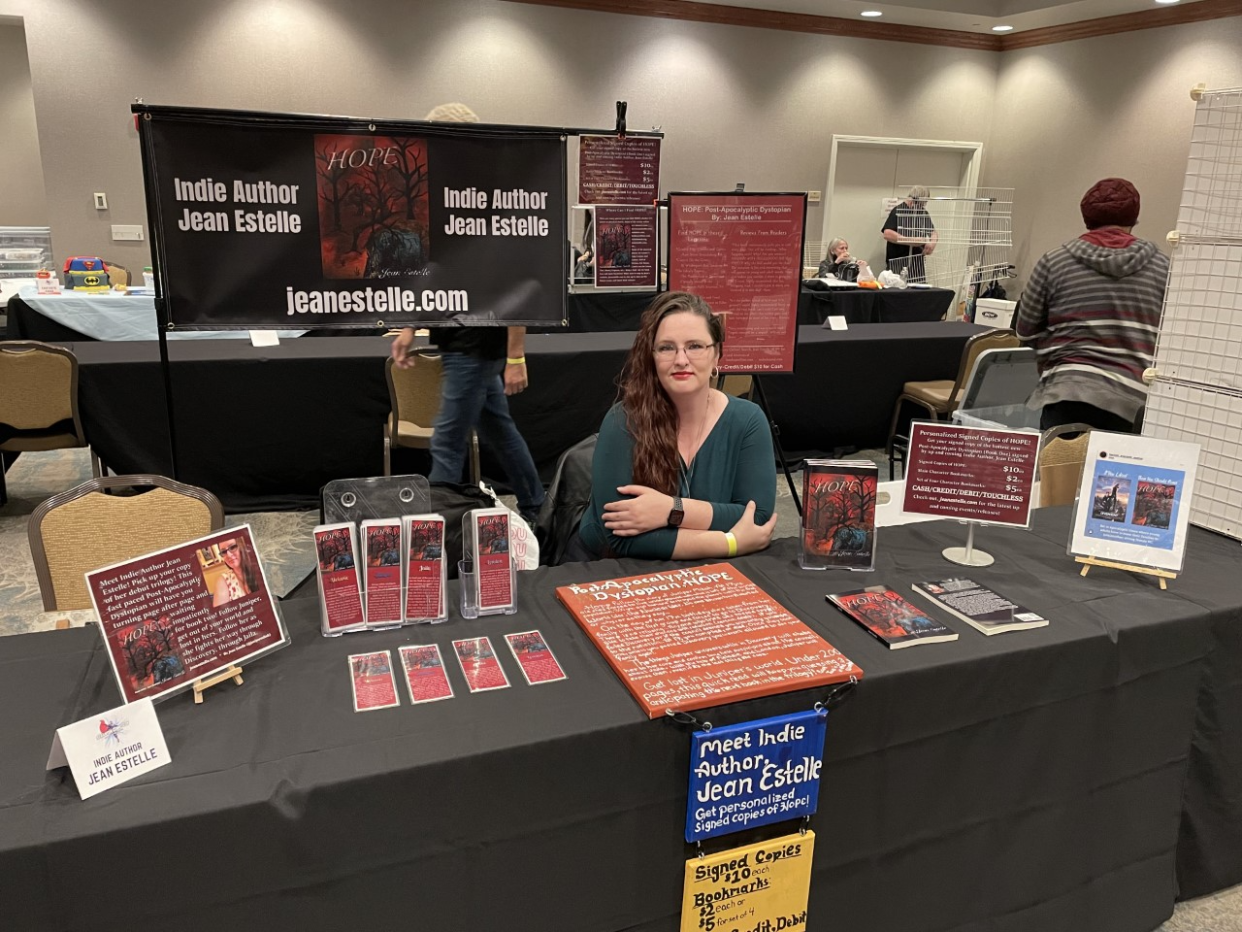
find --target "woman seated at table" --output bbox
[817,238,868,281]
[578,292,777,560]
[212,536,262,606]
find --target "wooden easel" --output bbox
[1075,556,1176,591]
[192,665,245,704]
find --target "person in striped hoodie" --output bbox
[1016,178,1169,433]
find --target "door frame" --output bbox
[819,135,984,248]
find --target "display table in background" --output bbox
[6,293,305,341]
[797,285,955,325]
[62,323,981,511]
[2,509,1235,932]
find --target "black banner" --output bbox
[137,107,568,329]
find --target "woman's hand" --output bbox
[730,501,777,555]
[603,485,675,536]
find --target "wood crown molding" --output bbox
[505,0,1242,52]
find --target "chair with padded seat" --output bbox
[28,474,224,611]
[0,340,102,506]
[103,262,130,287]
[1038,423,1094,508]
[714,373,753,400]
[886,328,1020,479]
[384,354,480,483]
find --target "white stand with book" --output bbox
[942,521,994,567]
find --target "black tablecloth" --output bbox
[2,509,1231,932]
[63,324,980,512]
[797,286,955,325]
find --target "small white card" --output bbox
[46,697,171,800]
[827,315,848,331]
[250,329,280,347]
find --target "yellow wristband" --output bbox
[725,532,738,558]
[506,357,526,366]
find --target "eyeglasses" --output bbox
[654,341,715,360]
[219,543,240,556]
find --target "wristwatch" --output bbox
[667,495,685,528]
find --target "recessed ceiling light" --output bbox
[992,24,1014,31]
[1154,0,1180,4]
[860,11,883,17]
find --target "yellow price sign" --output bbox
[680,831,814,932]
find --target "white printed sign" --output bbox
[46,697,171,800]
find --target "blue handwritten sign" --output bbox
[686,709,828,842]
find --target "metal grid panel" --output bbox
[893,186,1014,290]
[1154,241,1242,391]
[1177,88,1242,239]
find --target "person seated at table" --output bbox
[817,238,868,281]
[578,292,777,560]
[212,536,262,606]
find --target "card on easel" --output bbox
[46,697,171,800]
[504,630,567,685]
[471,508,515,613]
[399,644,454,703]
[314,523,366,636]
[348,651,400,712]
[361,518,404,629]
[452,637,510,693]
[403,514,446,622]
[86,526,287,705]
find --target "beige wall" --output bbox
[0,0,998,266]
[2,0,1239,280]
[987,16,1242,288]
[0,19,46,226]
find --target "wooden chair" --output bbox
[1038,423,1093,508]
[714,373,754,400]
[0,341,102,505]
[886,329,1020,479]
[383,354,480,482]
[28,474,224,611]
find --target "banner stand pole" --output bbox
[750,375,802,518]
[154,299,181,481]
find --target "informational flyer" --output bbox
[578,134,661,205]
[668,192,806,373]
[452,637,511,693]
[687,709,828,842]
[362,519,403,628]
[403,515,446,622]
[593,205,658,289]
[556,564,861,718]
[314,523,366,635]
[504,630,567,685]
[87,527,287,704]
[472,509,514,613]
[680,831,815,932]
[399,644,454,704]
[349,651,400,712]
[1069,431,1200,572]
[902,422,1039,526]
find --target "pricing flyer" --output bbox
[680,832,815,932]
[902,422,1039,526]
[578,134,661,205]
[87,526,287,704]
[556,564,860,718]
[593,206,658,289]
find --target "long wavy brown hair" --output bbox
[618,292,724,495]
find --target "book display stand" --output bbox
[191,665,245,704]
[1074,556,1176,590]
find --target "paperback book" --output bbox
[911,579,1048,636]
[828,585,958,649]
[800,460,878,571]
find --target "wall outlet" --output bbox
[111,225,144,241]
[93,192,108,210]
[808,190,822,204]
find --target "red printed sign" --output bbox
[556,563,861,718]
[87,527,287,704]
[594,206,658,289]
[668,193,806,374]
[578,134,661,205]
[902,423,1039,526]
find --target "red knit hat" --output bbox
[1080,178,1141,229]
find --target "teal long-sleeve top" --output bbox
[579,395,776,560]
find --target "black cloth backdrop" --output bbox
[796,286,955,325]
[3,508,1237,932]
[56,323,980,511]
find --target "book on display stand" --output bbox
[313,522,366,637]
[402,514,447,624]
[799,460,878,571]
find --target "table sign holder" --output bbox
[1075,556,1176,590]
[191,665,244,704]
[943,521,995,567]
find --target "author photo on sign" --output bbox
[578,292,777,561]
[209,536,262,606]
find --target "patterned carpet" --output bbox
[0,449,318,635]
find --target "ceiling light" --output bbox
[1154,0,1180,4]
[860,11,883,17]
[992,24,1014,31]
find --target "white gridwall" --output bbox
[1144,86,1242,541]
